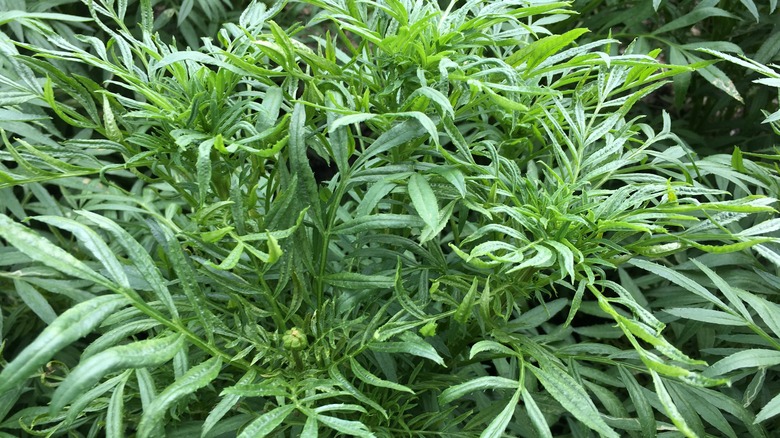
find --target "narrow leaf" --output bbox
[50,335,185,413]
[236,404,295,438]
[408,173,439,230]
[530,364,619,438]
[438,376,519,405]
[0,294,130,393]
[137,357,222,438]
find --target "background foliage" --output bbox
[1,0,780,436]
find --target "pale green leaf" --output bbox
[704,350,780,377]
[408,173,439,230]
[50,335,185,413]
[530,364,619,438]
[481,387,521,438]
[236,404,295,438]
[0,294,130,394]
[439,376,519,405]
[755,393,780,423]
[137,357,222,438]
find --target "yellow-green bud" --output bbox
[283,327,308,351]
[419,321,438,337]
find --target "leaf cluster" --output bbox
[0,0,780,437]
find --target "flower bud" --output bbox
[282,327,308,351]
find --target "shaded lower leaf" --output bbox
[481,387,522,438]
[236,404,295,438]
[529,363,619,438]
[50,335,185,413]
[137,357,222,438]
[0,294,130,394]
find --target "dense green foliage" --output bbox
[1,0,780,436]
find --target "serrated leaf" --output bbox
[0,213,111,288]
[522,388,552,438]
[50,335,185,413]
[105,375,127,438]
[32,215,130,289]
[76,211,178,317]
[704,349,780,377]
[349,358,413,394]
[530,364,619,438]
[317,415,375,437]
[755,393,780,423]
[369,332,445,366]
[137,357,222,438]
[0,294,130,394]
[236,404,295,438]
[664,308,747,326]
[438,376,519,405]
[408,173,439,230]
[13,279,57,324]
[481,387,522,438]
[650,370,697,437]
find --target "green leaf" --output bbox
[530,363,619,438]
[438,376,519,405]
[322,272,394,289]
[664,308,747,326]
[13,279,57,324]
[522,388,552,438]
[618,366,655,437]
[349,358,414,394]
[164,233,215,343]
[329,113,378,131]
[629,259,729,309]
[704,350,780,377]
[0,294,130,394]
[356,119,427,166]
[0,213,111,288]
[654,7,738,34]
[317,415,375,437]
[650,371,697,437]
[203,370,257,437]
[481,387,522,438]
[469,340,518,359]
[755,393,780,423]
[105,375,127,438]
[236,404,295,438]
[302,415,319,437]
[197,139,213,207]
[328,366,388,418]
[334,214,425,234]
[50,335,185,413]
[137,357,222,438]
[32,215,130,289]
[454,277,479,324]
[739,292,780,339]
[369,332,445,366]
[509,28,590,72]
[408,173,439,230]
[76,211,178,317]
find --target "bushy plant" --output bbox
[551,0,780,153]
[1,0,779,436]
